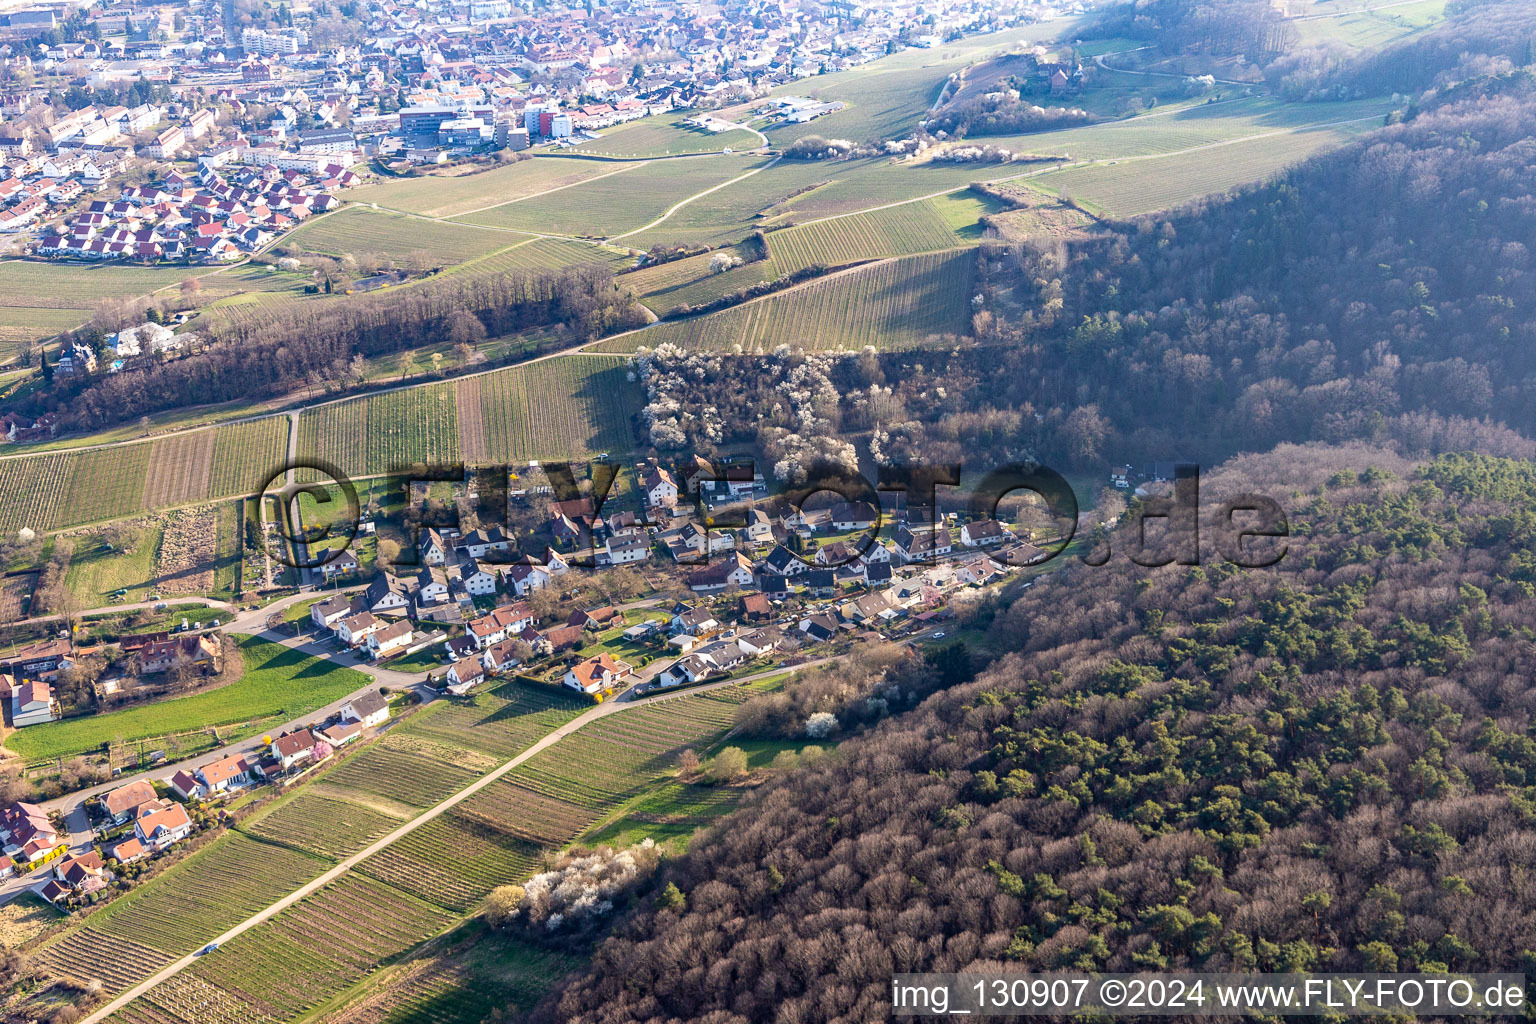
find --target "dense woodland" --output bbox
[536,10,1536,1023]
[973,80,1536,468]
[36,264,645,430]
[1087,0,1295,63]
[545,449,1536,1022]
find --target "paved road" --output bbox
[78,659,815,1024]
[0,590,435,903]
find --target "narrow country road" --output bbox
[77,657,829,1024]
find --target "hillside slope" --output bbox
[545,449,1536,1022]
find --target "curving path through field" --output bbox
[77,654,833,1024]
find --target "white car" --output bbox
[930,631,946,640]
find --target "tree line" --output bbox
[34,264,647,431]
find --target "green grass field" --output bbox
[1026,116,1384,217]
[348,157,632,218]
[5,636,368,763]
[1293,0,1448,47]
[454,155,771,238]
[287,207,528,263]
[570,113,762,158]
[602,248,974,353]
[62,519,162,606]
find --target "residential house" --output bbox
[605,534,650,565]
[542,625,584,652]
[687,551,754,592]
[198,754,253,795]
[0,801,64,867]
[98,779,157,825]
[670,606,719,637]
[569,606,622,631]
[455,556,497,597]
[743,508,775,544]
[799,612,840,642]
[136,634,220,675]
[640,466,678,507]
[894,525,953,562]
[336,611,383,647]
[467,603,535,649]
[679,454,715,493]
[51,851,109,898]
[456,527,508,558]
[738,593,773,621]
[416,566,451,606]
[830,501,878,531]
[503,562,550,597]
[418,528,451,565]
[109,836,148,864]
[319,544,361,579]
[366,620,414,659]
[9,681,59,727]
[480,637,527,675]
[363,573,414,615]
[960,519,1006,547]
[761,544,807,577]
[269,730,317,771]
[1,638,72,678]
[340,691,389,728]
[657,653,713,688]
[563,652,632,695]
[802,568,837,597]
[167,770,203,801]
[735,628,781,658]
[445,659,485,694]
[311,594,359,630]
[133,800,193,850]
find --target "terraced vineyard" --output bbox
[207,418,291,497]
[603,249,974,353]
[621,243,773,314]
[447,237,635,280]
[454,354,640,465]
[243,791,408,860]
[458,687,754,846]
[359,812,544,912]
[317,737,485,809]
[393,682,585,760]
[142,430,217,509]
[83,834,326,955]
[572,115,760,158]
[0,451,75,533]
[81,680,774,1024]
[297,384,460,480]
[32,930,178,993]
[765,197,971,275]
[0,416,289,534]
[178,874,457,1021]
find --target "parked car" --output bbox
[930,631,946,639]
